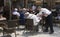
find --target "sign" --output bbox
[35,1,42,5]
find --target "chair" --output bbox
[12,15,19,20]
[53,17,60,26]
[0,20,8,36]
[17,19,26,30]
[0,20,7,27]
[3,20,18,37]
[40,16,46,31]
[25,19,35,32]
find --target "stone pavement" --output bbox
[0,26,60,37]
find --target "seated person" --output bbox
[25,12,42,31]
[18,8,26,25]
[12,8,20,19]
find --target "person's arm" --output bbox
[16,12,20,16]
[37,11,43,17]
[42,8,51,17]
[42,12,48,17]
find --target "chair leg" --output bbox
[3,28,4,36]
[17,26,19,30]
[15,31,16,37]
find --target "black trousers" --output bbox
[44,14,54,32]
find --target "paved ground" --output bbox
[0,26,60,37]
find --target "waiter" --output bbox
[19,8,25,25]
[37,7,54,34]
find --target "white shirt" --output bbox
[27,14,40,26]
[32,5,36,11]
[37,8,51,17]
[12,11,20,16]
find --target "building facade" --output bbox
[2,0,60,20]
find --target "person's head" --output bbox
[22,8,27,13]
[23,8,26,11]
[37,6,41,11]
[18,7,22,11]
[25,12,29,17]
[14,8,18,11]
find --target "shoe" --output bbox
[43,30,48,32]
[49,31,54,34]
[34,29,38,32]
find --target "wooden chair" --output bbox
[3,20,18,37]
[12,15,19,20]
[40,16,46,31]
[52,13,60,26]
[25,19,35,32]
[0,20,8,36]
[53,17,60,26]
[0,20,7,30]
[17,19,26,30]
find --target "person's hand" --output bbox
[42,14,48,17]
[37,15,42,17]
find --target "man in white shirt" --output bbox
[12,8,20,19]
[12,8,20,16]
[25,12,41,32]
[37,7,54,34]
[25,12,41,26]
